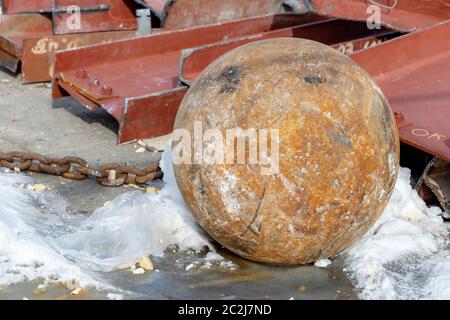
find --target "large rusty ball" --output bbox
[172,38,399,265]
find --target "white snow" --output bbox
[314,259,332,268]
[343,167,450,300]
[0,150,449,299]
[107,293,124,300]
[0,149,218,291]
[53,149,214,271]
[0,172,103,289]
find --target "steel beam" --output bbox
[0,13,137,83]
[138,0,287,29]
[351,20,450,162]
[52,14,328,143]
[52,0,137,34]
[309,0,450,31]
[179,20,397,85]
[52,14,395,144]
[1,0,137,34]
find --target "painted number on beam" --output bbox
[31,38,80,55]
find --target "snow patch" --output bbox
[314,259,332,268]
[344,167,449,299]
[0,149,223,292]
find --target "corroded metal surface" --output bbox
[1,0,137,34]
[179,19,396,85]
[134,0,172,19]
[53,15,392,143]
[52,13,327,143]
[0,9,137,83]
[0,14,52,74]
[0,0,52,13]
[140,0,287,29]
[52,0,137,35]
[310,0,450,31]
[424,160,450,216]
[163,0,285,29]
[21,31,137,83]
[351,21,450,162]
[172,38,400,264]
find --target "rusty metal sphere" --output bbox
[172,38,399,265]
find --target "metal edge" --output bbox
[0,48,20,73]
[178,47,196,86]
[0,0,52,14]
[52,13,307,73]
[135,0,175,23]
[177,32,268,86]
[0,34,21,57]
[306,0,412,32]
[120,86,188,144]
[177,17,340,86]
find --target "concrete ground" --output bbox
[0,68,358,300]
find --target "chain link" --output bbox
[0,151,163,187]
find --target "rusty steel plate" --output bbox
[310,0,450,31]
[173,37,399,264]
[52,13,327,143]
[0,11,138,83]
[0,0,138,34]
[0,48,19,72]
[162,0,285,29]
[133,0,171,19]
[351,20,450,162]
[53,16,398,144]
[139,0,292,29]
[21,31,137,83]
[0,0,52,13]
[52,0,138,35]
[179,19,397,85]
[0,14,52,73]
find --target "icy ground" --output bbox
[0,149,448,299]
[344,167,450,299]
[0,150,233,296]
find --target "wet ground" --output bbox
[0,68,358,300]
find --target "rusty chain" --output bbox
[0,151,163,187]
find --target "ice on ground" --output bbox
[53,149,214,272]
[1,150,449,299]
[0,149,218,291]
[343,167,450,300]
[107,293,124,300]
[314,259,332,268]
[0,172,102,289]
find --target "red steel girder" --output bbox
[133,0,171,19]
[1,0,138,34]
[310,0,450,31]
[137,0,292,29]
[52,14,329,143]
[136,0,450,31]
[179,20,397,85]
[52,0,137,35]
[0,14,52,73]
[180,19,450,161]
[52,14,396,144]
[0,14,137,83]
[351,20,450,162]
[0,0,52,14]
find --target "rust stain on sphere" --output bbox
[172,38,400,265]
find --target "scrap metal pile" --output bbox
[1,0,449,214]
